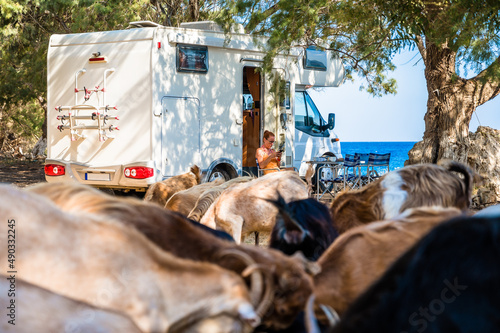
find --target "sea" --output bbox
[340,141,417,171]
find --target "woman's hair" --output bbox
[263,130,275,140]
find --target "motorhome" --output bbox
[45,21,344,192]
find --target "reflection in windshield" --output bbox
[294,91,328,137]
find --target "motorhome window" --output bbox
[279,81,291,109]
[295,92,307,127]
[177,45,208,73]
[303,46,327,71]
[294,91,329,137]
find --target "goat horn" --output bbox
[241,264,275,318]
[305,294,321,333]
[305,296,341,333]
[319,303,340,329]
[218,249,264,307]
[261,192,305,234]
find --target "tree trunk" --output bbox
[407,42,500,167]
[407,41,500,204]
[189,0,199,21]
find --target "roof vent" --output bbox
[180,21,245,33]
[128,21,161,29]
[180,21,224,32]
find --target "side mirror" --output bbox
[328,113,335,130]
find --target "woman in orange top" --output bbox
[256,130,282,175]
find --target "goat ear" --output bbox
[292,251,321,276]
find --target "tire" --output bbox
[313,163,335,193]
[209,167,231,182]
[311,153,336,192]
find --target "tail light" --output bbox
[124,167,154,179]
[45,164,66,176]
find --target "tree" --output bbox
[216,0,500,166]
[0,0,220,155]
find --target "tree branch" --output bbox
[470,55,500,106]
[246,3,280,32]
[415,35,427,66]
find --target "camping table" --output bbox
[306,160,344,201]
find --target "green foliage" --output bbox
[9,101,45,139]
[216,0,500,97]
[0,0,221,146]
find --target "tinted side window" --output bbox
[295,92,307,128]
[177,45,208,73]
[303,47,327,71]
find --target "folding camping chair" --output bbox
[331,154,361,191]
[355,153,370,186]
[367,153,391,182]
[256,159,280,177]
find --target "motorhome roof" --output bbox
[128,21,161,28]
[49,28,155,46]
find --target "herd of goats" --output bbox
[1,159,500,333]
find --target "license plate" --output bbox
[85,173,110,181]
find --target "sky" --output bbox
[309,50,500,142]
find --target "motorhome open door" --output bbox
[242,66,261,177]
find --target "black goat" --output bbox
[268,194,339,261]
[259,195,339,333]
[332,214,500,333]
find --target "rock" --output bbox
[477,187,497,205]
[468,126,500,206]
[31,137,47,158]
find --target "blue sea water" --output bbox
[340,141,417,171]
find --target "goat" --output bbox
[268,194,338,261]
[314,206,463,317]
[3,184,259,333]
[474,203,500,217]
[144,165,201,206]
[330,160,473,234]
[332,213,500,333]
[165,177,225,215]
[27,181,318,331]
[0,276,143,333]
[187,176,254,221]
[200,171,309,243]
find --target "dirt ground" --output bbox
[0,158,46,188]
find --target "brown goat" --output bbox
[144,165,201,206]
[187,176,255,221]
[27,182,318,331]
[314,206,463,316]
[165,177,225,216]
[0,276,143,333]
[200,171,309,243]
[3,185,259,333]
[330,160,473,234]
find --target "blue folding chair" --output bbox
[332,154,361,190]
[367,153,391,182]
[355,153,370,186]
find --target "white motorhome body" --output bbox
[45,22,344,191]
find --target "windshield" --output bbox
[294,91,329,137]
